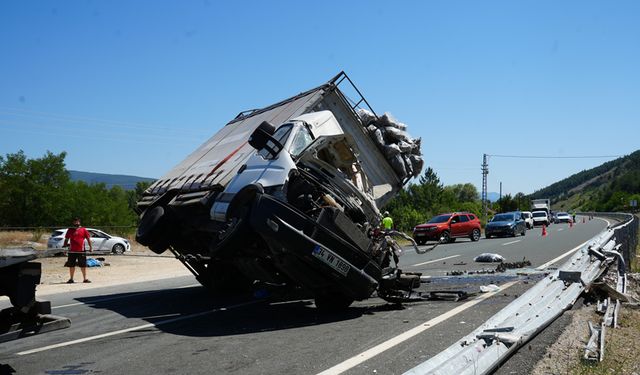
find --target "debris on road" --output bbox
[473,253,505,262]
[480,284,501,293]
[496,258,532,272]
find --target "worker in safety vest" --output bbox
[382,211,394,231]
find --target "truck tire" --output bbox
[211,184,262,256]
[136,206,171,254]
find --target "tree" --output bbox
[0,150,69,226]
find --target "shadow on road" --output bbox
[75,286,404,338]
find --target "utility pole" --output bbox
[482,154,489,223]
[499,182,502,201]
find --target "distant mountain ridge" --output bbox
[529,150,640,211]
[69,170,155,190]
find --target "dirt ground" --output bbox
[531,272,640,375]
[35,245,192,296]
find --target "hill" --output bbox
[529,150,640,212]
[69,170,155,190]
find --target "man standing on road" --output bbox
[63,217,92,284]
[382,211,394,232]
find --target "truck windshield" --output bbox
[289,126,314,157]
[532,212,546,218]
[257,124,293,159]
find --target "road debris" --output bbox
[473,253,505,262]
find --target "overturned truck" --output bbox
[135,72,424,309]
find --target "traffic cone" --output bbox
[542,224,547,237]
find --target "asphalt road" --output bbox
[0,217,609,375]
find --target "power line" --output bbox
[488,154,623,159]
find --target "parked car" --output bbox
[47,228,131,254]
[532,211,550,226]
[554,212,572,223]
[485,212,527,238]
[521,211,534,229]
[413,212,481,244]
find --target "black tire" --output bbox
[485,234,492,239]
[440,230,451,243]
[521,227,526,236]
[112,243,125,254]
[470,229,481,242]
[136,206,171,254]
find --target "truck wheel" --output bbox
[314,291,354,312]
[136,206,171,254]
[470,229,481,241]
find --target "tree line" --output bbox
[383,167,529,232]
[0,150,151,235]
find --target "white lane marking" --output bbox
[52,284,200,309]
[16,300,261,356]
[535,239,591,271]
[502,240,521,246]
[411,255,460,267]
[315,280,520,375]
[557,228,564,232]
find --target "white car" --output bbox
[555,212,572,223]
[531,211,549,226]
[521,211,534,229]
[47,228,131,254]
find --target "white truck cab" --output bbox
[211,111,377,223]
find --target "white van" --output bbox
[521,211,534,229]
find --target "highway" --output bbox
[0,217,609,375]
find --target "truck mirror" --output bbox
[248,121,283,157]
[248,121,276,150]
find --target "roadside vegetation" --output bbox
[384,167,529,231]
[0,150,151,236]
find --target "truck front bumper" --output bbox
[248,193,379,301]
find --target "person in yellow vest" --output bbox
[382,211,394,231]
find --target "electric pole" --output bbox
[482,154,489,223]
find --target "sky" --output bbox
[1,1,639,196]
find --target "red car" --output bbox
[413,212,482,245]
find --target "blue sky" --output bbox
[1,1,638,195]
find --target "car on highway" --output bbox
[532,211,550,226]
[48,228,131,254]
[521,211,534,229]
[554,212,572,223]
[485,212,527,238]
[412,212,481,244]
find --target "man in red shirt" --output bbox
[63,217,93,283]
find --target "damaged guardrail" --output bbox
[405,214,638,375]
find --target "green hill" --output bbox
[69,170,155,191]
[529,150,640,212]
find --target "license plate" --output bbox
[312,245,350,276]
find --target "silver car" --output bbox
[47,228,131,254]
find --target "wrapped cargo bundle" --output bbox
[357,109,423,180]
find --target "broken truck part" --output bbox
[135,72,423,309]
[0,248,71,343]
